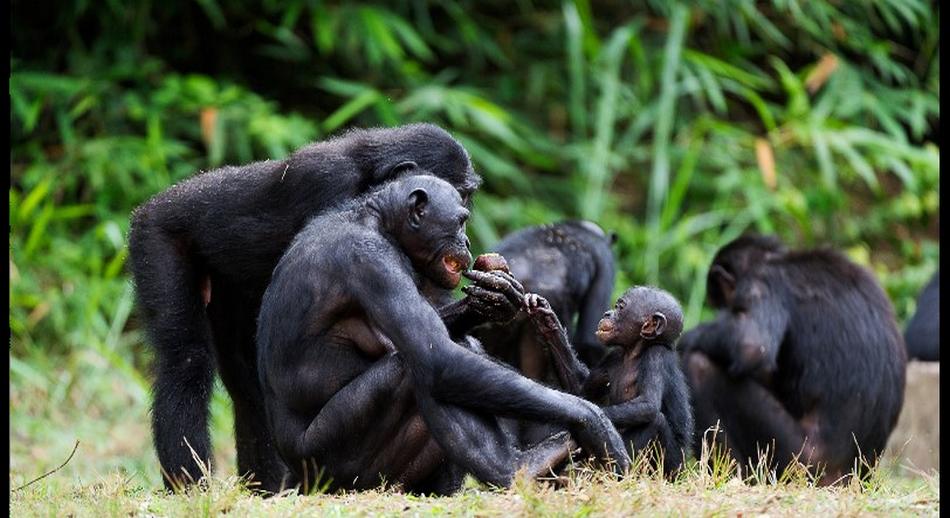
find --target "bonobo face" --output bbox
[596,286,684,347]
[397,176,473,289]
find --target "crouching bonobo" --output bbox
[256,174,630,493]
[525,286,694,477]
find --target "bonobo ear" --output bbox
[708,264,736,308]
[408,188,429,227]
[390,161,419,177]
[640,312,667,340]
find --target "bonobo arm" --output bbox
[682,290,787,379]
[602,346,665,429]
[438,270,526,339]
[524,294,590,395]
[350,243,629,469]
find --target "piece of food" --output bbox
[473,252,510,273]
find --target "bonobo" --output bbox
[475,222,618,378]
[679,235,906,484]
[904,271,939,362]
[257,174,630,493]
[128,123,532,491]
[525,286,694,477]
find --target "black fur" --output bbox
[477,221,617,375]
[904,271,939,361]
[525,286,693,478]
[679,234,907,484]
[256,175,630,493]
[128,123,481,491]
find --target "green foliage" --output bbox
[9,0,939,484]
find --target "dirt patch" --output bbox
[884,361,939,476]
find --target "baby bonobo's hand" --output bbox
[461,269,526,324]
[524,293,563,339]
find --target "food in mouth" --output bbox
[473,253,510,273]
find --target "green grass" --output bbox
[9,350,940,516]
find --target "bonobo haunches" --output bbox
[679,235,906,484]
[525,286,694,477]
[257,174,630,493]
[128,124,535,491]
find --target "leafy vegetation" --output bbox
[10,0,939,498]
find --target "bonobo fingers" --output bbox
[463,270,525,305]
[462,285,520,323]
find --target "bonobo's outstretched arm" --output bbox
[524,294,591,396]
[352,244,630,469]
[438,270,527,339]
[601,348,665,428]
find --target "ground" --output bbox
[9,349,940,516]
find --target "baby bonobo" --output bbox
[257,174,629,493]
[526,286,694,477]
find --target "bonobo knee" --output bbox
[684,350,721,388]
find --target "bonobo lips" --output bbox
[595,318,615,342]
[442,254,469,286]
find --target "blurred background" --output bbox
[10,1,939,485]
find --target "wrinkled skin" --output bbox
[257,174,630,494]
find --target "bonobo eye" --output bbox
[615,299,626,310]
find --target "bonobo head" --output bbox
[707,234,786,308]
[596,286,684,348]
[371,174,473,289]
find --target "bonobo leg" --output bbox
[128,222,215,490]
[294,353,443,492]
[208,290,292,493]
[684,351,819,478]
[414,389,575,487]
[413,344,630,472]
[623,414,684,477]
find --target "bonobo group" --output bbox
[129,123,910,495]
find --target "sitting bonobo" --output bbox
[257,174,629,493]
[525,286,693,477]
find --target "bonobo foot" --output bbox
[517,431,576,479]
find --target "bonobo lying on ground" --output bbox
[524,286,694,477]
[475,222,618,378]
[256,174,630,494]
[904,271,939,362]
[679,235,906,484]
[128,123,528,491]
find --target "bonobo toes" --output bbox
[572,403,631,474]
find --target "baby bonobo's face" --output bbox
[596,286,684,347]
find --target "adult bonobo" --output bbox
[475,222,618,377]
[128,124,521,491]
[679,235,906,484]
[524,286,694,478]
[257,174,630,493]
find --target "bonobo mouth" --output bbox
[595,318,615,342]
[441,254,470,286]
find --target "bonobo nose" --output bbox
[603,310,613,318]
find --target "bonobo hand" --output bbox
[461,270,526,324]
[524,293,563,340]
[570,400,631,474]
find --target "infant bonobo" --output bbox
[257,174,629,493]
[526,286,694,477]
